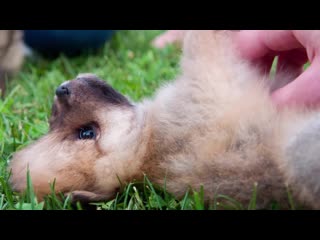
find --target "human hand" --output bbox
[235,30,320,108]
[152,30,186,49]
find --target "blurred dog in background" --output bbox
[0,30,25,96]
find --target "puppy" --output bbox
[0,30,25,96]
[8,31,320,208]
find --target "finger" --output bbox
[235,30,304,60]
[293,30,320,62]
[152,30,185,49]
[272,59,320,108]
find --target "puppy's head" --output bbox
[9,74,141,202]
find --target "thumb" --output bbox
[272,59,320,108]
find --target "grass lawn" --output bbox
[0,30,294,210]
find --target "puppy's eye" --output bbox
[79,126,96,140]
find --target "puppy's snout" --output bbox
[56,85,70,97]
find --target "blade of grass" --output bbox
[133,186,145,210]
[112,192,120,210]
[62,193,72,210]
[123,182,134,209]
[26,167,36,209]
[248,182,258,210]
[180,188,190,210]
[0,194,4,209]
[193,186,205,210]
[0,177,15,209]
[287,187,296,210]
[216,194,244,210]
[144,174,162,210]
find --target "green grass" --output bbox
[0,30,297,210]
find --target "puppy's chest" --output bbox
[155,120,275,163]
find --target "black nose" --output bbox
[56,85,70,97]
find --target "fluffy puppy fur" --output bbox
[8,31,320,208]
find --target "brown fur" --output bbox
[8,31,320,209]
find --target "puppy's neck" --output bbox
[132,101,154,170]
[134,99,175,185]
[124,99,168,182]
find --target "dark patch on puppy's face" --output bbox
[50,74,131,131]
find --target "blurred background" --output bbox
[23,30,116,57]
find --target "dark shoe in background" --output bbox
[23,30,116,58]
